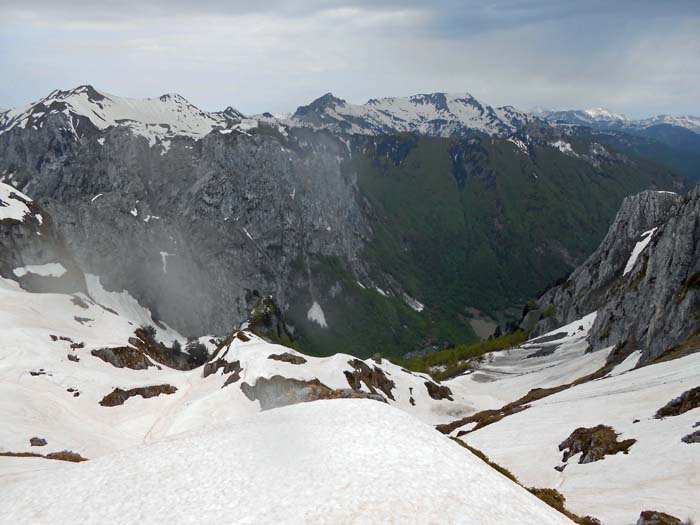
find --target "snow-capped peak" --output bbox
[0,85,249,146]
[291,91,532,137]
[583,107,626,121]
[636,113,700,133]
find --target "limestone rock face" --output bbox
[534,187,700,364]
[0,182,86,294]
[1,110,370,337]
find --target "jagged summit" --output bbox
[0,85,248,144]
[291,90,532,137]
[292,92,346,118]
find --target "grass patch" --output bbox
[450,439,601,524]
[529,488,602,525]
[450,438,518,483]
[396,329,530,380]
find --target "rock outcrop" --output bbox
[99,384,177,407]
[268,352,307,365]
[91,346,154,370]
[654,387,700,419]
[636,510,683,525]
[240,375,385,410]
[344,359,395,401]
[533,188,700,364]
[0,182,86,294]
[558,425,636,464]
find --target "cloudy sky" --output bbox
[1,0,699,117]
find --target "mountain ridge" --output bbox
[3,85,700,143]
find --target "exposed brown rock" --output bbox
[128,327,190,370]
[91,346,153,370]
[99,384,177,407]
[222,371,242,388]
[67,354,79,362]
[203,359,241,378]
[344,359,395,400]
[424,381,453,401]
[655,386,700,419]
[559,424,636,464]
[29,437,47,447]
[268,352,307,365]
[0,450,88,463]
[637,510,682,525]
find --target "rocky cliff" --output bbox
[533,187,700,364]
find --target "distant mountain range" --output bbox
[536,106,700,133]
[3,85,699,141]
[0,85,694,359]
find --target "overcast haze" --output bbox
[1,0,699,117]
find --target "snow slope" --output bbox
[0,262,697,524]
[0,271,468,464]
[0,399,573,525]
[0,275,574,523]
[466,353,700,525]
[446,313,607,414]
[444,314,700,525]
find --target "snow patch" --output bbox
[550,140,577,156]
[13,263,67,278]
[623,227,657,276]
[307,301,328,328]
[402,293,424,312]
[507,137,528,154]
[159,252,171,273]
[610,350,641,376]
[0,182,32,222]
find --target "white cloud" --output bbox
[0,1,698,117]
